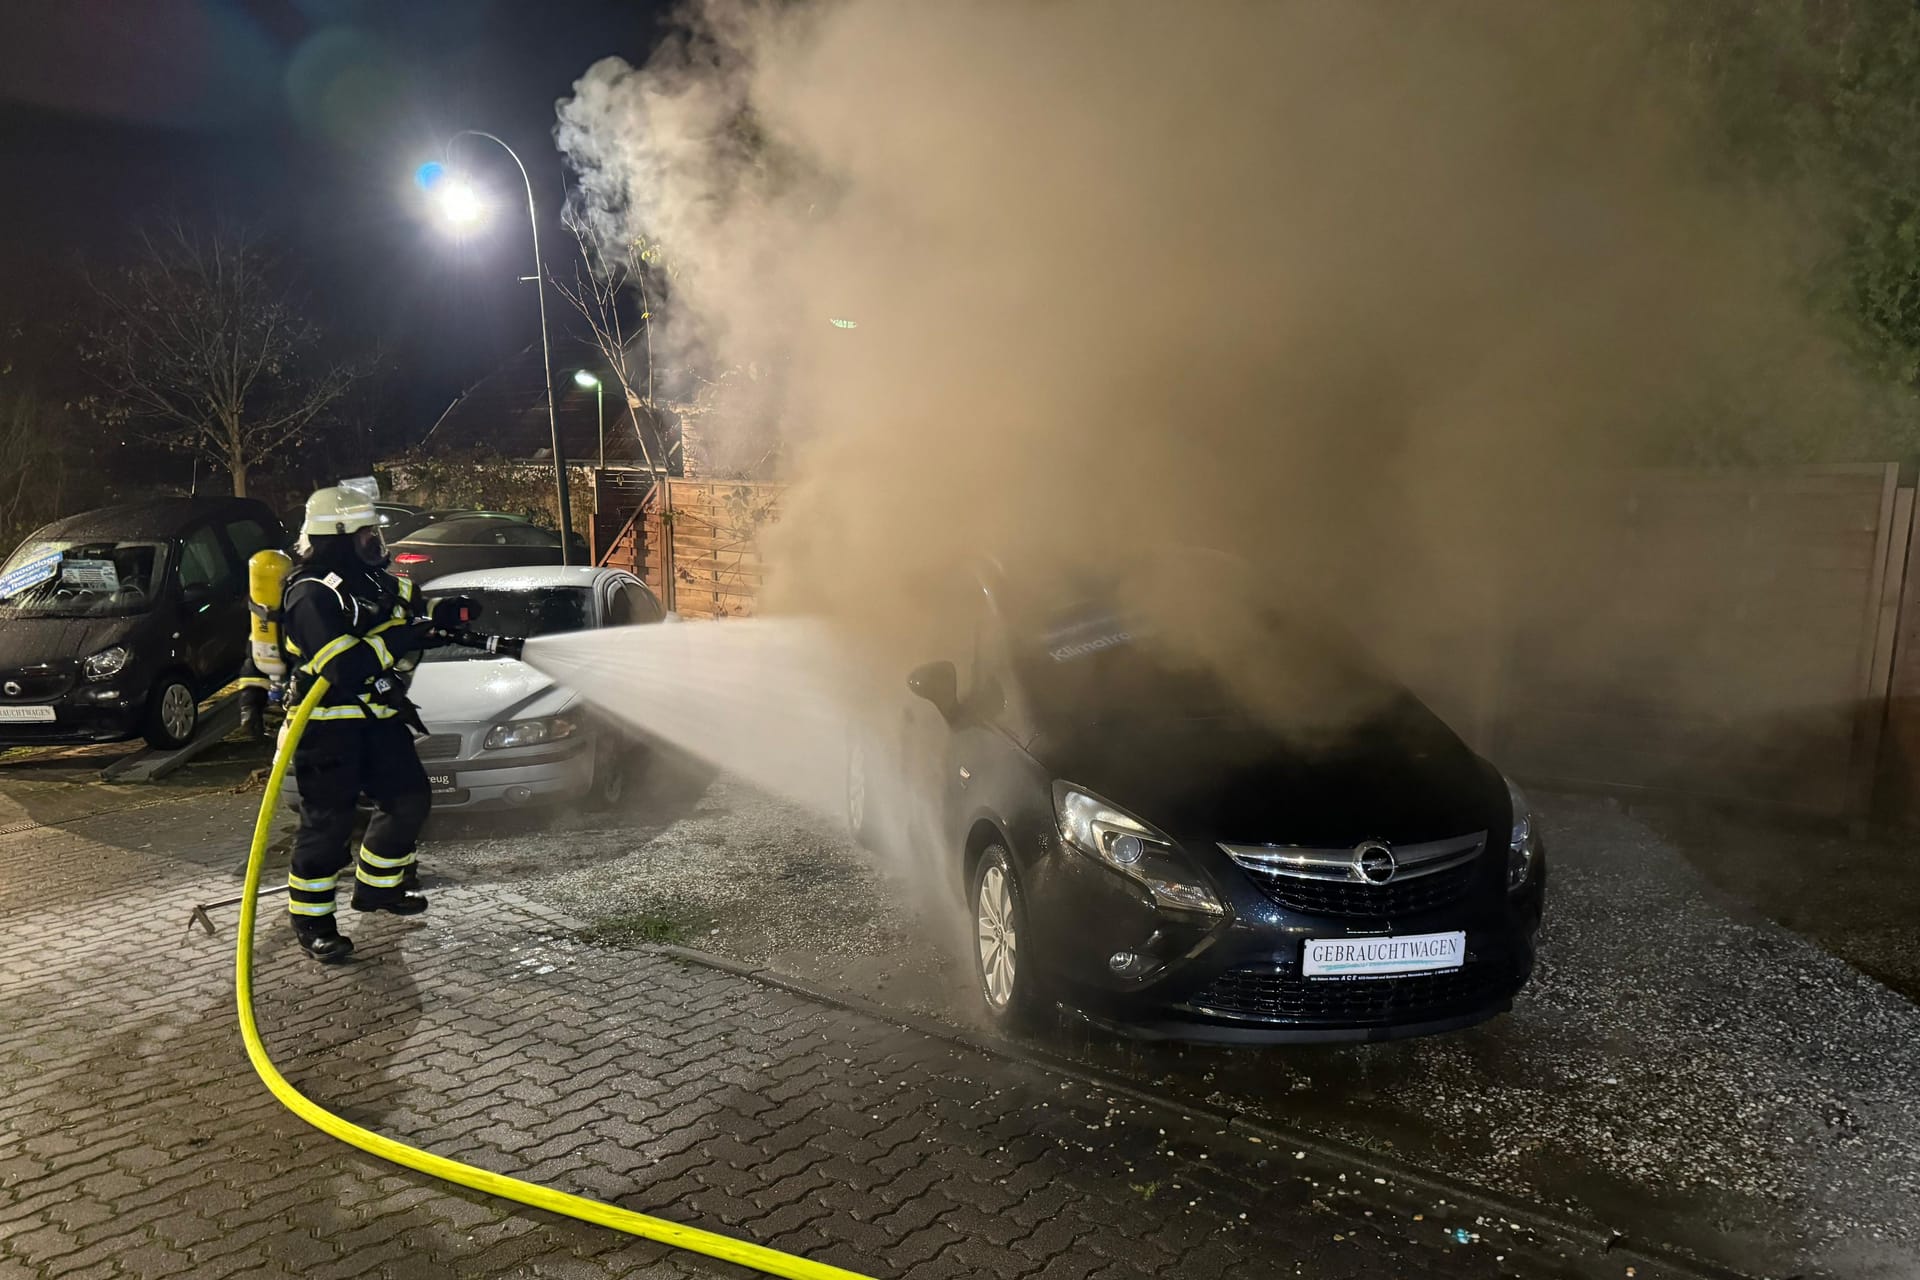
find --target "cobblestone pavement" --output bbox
[2,779,1698,1280]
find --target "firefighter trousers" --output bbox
[286,718,430,924]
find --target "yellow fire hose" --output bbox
[236,678,874,1280]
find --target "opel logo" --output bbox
[2,681,20,697]
[1352,839,1397,885]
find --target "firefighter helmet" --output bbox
[301,486,380,537]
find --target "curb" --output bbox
[655,942,1766,1280]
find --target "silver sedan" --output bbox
[408,565,665,811]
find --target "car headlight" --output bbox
[1506,776,1539,892]
[1053,782,1223,915]
[83,646,131,681]
[483,716,575,750]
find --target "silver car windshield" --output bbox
[420,586,594,662]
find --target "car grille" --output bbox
[1241,860,1481,918]
[1219,831,1486,919]
[415,733,462,762]
[0,665,74,701]
[1186,949,1513,1026]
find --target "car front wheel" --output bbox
[971,844,1043,1030]
[588,740,631,811]
[143,677,198,749]
[845,734,873,845]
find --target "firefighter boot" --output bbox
[349,889,429,916]
[238,692,267,742]
[291,916,355,964]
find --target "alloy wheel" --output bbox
[160,684,196,741]
[976,863,1017,1009]
[846,741,867,833]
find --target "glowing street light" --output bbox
[420,134,573,562]
[433,176,486,230]
[574,370,605,469]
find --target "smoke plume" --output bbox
[555,0,1854,738]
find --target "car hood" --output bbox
[407,658,576,726]
[1029,699,1503,848]
[0,613,147,669]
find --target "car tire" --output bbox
[845,733,875,846]
[143,677,199,750]
[587,741,630,811]
[970,844,1044,1031]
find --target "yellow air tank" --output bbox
[247,549,293,678]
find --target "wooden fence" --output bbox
[596,477,781,621]
[1489,464,1911,820]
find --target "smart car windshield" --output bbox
[0,540,171,619]
[420,586,593,662]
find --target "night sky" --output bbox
[0,0,666,445]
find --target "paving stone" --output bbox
[0,787,1632,1280]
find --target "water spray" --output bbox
[235,677,875,1280]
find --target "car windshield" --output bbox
[1001,584,1398,730]
[0,539,171,619]
[420,586,594,661]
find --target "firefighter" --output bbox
[281,484,440,964]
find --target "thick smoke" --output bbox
[555,0,1851,740]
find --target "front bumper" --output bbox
[1027,828,1545,1045]
[419,735,595,811]
[0,686,147,746]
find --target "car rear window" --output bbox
[406,519,515,545]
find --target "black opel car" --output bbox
[848,563,1545,1043]
[0,498,286,750]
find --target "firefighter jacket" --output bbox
[282,561,430,722]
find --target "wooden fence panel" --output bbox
[1491,464,1908,819]
[651,478,782,620]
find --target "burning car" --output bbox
[848,561,1545,1043]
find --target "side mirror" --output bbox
[907,660,960,721]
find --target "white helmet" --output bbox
[302,485,380,537]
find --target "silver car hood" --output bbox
[408,658,576,727]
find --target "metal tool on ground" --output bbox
[235,677,874,1280]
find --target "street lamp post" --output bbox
[435,130,573,564]
[574,369,604,469]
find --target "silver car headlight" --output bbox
[483,716,576,751]
[1506,776,1539,892]
[83,646,131,681]
[1053,782,1223,915]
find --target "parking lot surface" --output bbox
[428,770,1920,1280]
[0,755,1688,1280]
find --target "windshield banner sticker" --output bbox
[0,551,62,600]
[1044,609,1136,662]
[59,559,120,591]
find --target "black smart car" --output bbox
[848,562,1545,1043]
[0,498,286,749]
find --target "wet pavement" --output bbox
[0,749,1689,1280]
[425,768,1920,1279]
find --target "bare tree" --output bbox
[86,221,363,498]
[552,208,674,475]
[0,388,68,550]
